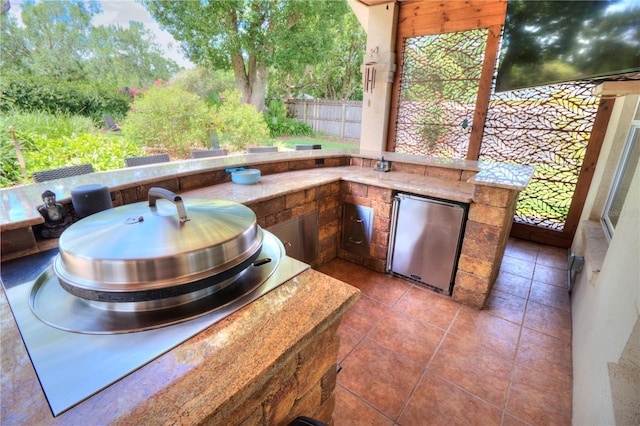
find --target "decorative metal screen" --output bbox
[480,83,599,231]
[394,29,488,157]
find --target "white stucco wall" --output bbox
[349,1,398,152]
[571,94,640,425]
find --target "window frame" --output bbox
[602,103,640,240]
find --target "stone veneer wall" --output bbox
[204,320,341,425]
[454,185,519,307]
[339,180,393,273]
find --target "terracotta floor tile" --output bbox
[368,309,444,366]
[449,306,521,359]
[337,338,423,419]
[532,264,567,288]
[337,324,364,364]
[492,270,532,299]
[350,270,412,307]
[504,238,539,262]
[316,258,369,285]
[506,363,572,426]
[536,245,567,269]
[333,385,393,426]
[319,242,574,426]
[428,333,513,407]
[501,413,532,426]
[529,280,571,312]
[523,301,572,342]
[484,289,527,325]
[391,286,460,330]
[499,255,536,280]
[516,327,572,385]
[398,371,502,426]
[340,294,389,335]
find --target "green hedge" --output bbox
[0,75,131,125]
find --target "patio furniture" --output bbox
[32,164,95,183]
[246,146,278,153]
[124,154,170,167]
[294,144,322,150]
[190,149,228,159]
[103,114,120,132]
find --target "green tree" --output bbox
[171,66,236,106]
[86,22,179,88]
[269,11,365,100]
[15,0,101,81]
[0,0,179,88]
[142,0,352,111]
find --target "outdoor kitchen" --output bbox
[1,149,533,423]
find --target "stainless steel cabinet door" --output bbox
[388,194,466,294]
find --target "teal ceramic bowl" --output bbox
[231,169,261,185]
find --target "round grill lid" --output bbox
[54,188,263,293]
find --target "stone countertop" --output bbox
[1,149,533,231]
[181,166,476,204]
[0,268,360,424]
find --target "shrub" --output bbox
[0,129,38,187]
[121,86,211,155]
[23,134,144,175]
[264,99,313,137]
[211,90,270,151]
[0,111,97,187]
[0,75,130,124]
[2,110,95,139]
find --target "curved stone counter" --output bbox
[1,149,533,262]
[1,149,533,231]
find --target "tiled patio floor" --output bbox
[316,238,572,426]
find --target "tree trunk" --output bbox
[229,50,268,112]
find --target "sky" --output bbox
[9,0,194,69]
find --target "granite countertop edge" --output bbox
[0,268,361,424]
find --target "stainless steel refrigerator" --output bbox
[387,193,467,295]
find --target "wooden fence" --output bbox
[285,99,362,140]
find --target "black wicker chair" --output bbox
[294,144,322,150]
[246,146,278,153]
[102,114,120,132]
[190,149,228,159]
[32,164,95,183]
[124,154,170,167]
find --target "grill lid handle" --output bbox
[148,187,189,223]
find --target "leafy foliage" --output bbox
[1,75,131,124]
[23,134,143,174]
[1,128,38,187]
[268,11,365,100]
[0,0,179,88]
[120,86,211,155]
[264,100,312,137]
[171,67,236,106]
[143,0,353,110]
[211,90,270,151]
[0,111,143,187]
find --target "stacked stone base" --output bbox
[204,320,341,425]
